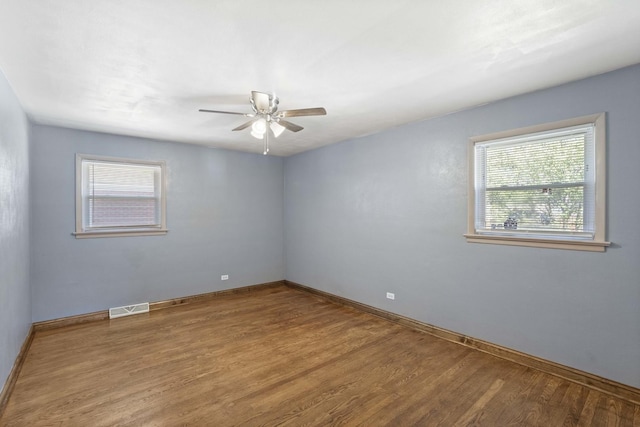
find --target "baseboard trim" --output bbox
[33,310,110,332]
[285,280,640,406]
[0,325,35,417]
[33,280,285,332]
[150,280,284,311]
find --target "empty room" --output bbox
[1,1,640,425]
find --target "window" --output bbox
[75,154,167,238]
[465,113,609,251]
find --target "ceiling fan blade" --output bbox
[278,107,326,118]
[278,119,304,132]
[199,109,250,116]
[251,91,272,112]
[232,118,259,131]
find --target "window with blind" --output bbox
[75,154,167,238]
[466,113,609,252]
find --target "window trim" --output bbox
[74,154,168,239]
[465,113,609,252]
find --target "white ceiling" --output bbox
[1,1,639,156]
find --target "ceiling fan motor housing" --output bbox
[250,91,279,114]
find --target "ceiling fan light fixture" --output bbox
[251,118,267,139]
[270,121,286,138]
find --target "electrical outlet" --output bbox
[386,292,395,300]
[221,275,229,280]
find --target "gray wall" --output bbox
[284,64,640,388]
[30,125,284,322]
[0,70,30,392]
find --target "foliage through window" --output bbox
[466,114,608,251]
[75,154,167,238]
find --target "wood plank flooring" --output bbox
[1,285,639,426]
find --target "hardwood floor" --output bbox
[1,286,639,426]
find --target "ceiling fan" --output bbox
[199,91,326,155]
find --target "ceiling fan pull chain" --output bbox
[263,132,269,155]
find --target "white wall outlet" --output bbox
[386,292,395,300]
[221,275,229,280]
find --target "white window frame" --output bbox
[465,113,609,252]
[74,154,168,239]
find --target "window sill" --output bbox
[464,234,610,252]
[73,229,168,239]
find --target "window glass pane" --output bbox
[88,197,158,227]
[485,187,585,233]
[485,134,585,188]
[89,162,157,197]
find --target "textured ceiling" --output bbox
[1,0,639,156]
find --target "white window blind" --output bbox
[474,124,596,240]
[76,154,167,237]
